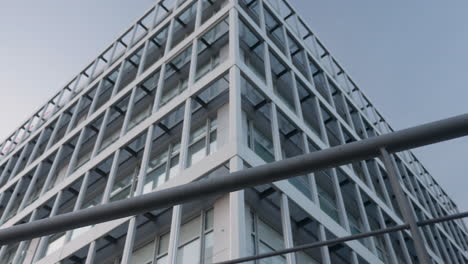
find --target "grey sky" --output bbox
[0,1,467,212]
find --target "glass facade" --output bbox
[0,0,466,263]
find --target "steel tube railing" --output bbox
[1,113,468,245]
[215,211,468,264]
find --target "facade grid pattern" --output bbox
[0,0,467,263]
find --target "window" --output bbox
[289,199,322,264]
[128,206,174,264]
[145,141,181,193]
[144,25,169,72]
[239,20,266,81]
[170,2,197,49]
[94,66,120,111]
[201,0,229,25]
[160,45,192,107]
[269,51,296,113]
[23,162,51,208]
[309,59,331,103]
[99,93,132,152]
[109,168,138,202]
[296,78,322,139]
[297,19,318,58]
[287,33,310,80]
[33,118,58,159]
[46,140,75,191]
[315,40,334,76]
[316,170,339,222]
[321,106,343,147]
[127,71,160,131]
[246,118,275,163]
[241,76,274,163]
[239,0,261,25]
[117,46,144,93]
[155,233,170,263]
[185,75,228,167]
[132,241,156,264]
[109,134,146,202]
[51,104,75,146]
[187,117,217,167]
[92,222,130,263]
[176,209,214,264]
[246,208,286,264]
[264,7,286,54]
[335,169,364,236]
[329,81,350,125]
[196,18,230,81]
[145,104,185,192]
[277,110,312,198]
[69,92,93,131]
[74,115,104,170]
[155,0,177,25]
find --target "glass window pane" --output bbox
[132,241,156,264]
[239,20,266,81]
[179,216,202,245]
[177,239,201,264]
[204,231,214,264]
[188,139,206,167]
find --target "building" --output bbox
[0,0,467,263]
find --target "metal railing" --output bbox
[1,112,468,263]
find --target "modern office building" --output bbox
[0,0,467,263]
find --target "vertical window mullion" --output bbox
[152,232,161,264]
[253,212,260,262]
[165,143,173,181]
[205,119,211,156]
[200,209,207,264]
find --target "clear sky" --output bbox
[0,1,467,213]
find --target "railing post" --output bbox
[379,147,431,263]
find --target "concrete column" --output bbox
[120,87,138,137]
[120,217,137,264]
[178,99,193,169]
[152,63,167,113]
[101,149,122,204]
[84,241,97,264]
[280,194,296,264]
[228,67,243,154]
[228,156,246,259]
[91,108,111,158]
[318,224,331,264]
[167,205,182,264]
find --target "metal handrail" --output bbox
[0,112,468,250]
